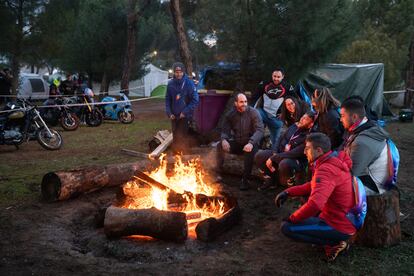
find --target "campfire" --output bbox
[104,155,240,242]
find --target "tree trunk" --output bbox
[41,160,150,202]
[239,0,257,90]
[10,1,24,95]
[86,71,94,90]
[121,0,139,96]
[405,37,414,108]
[355,188,401,247]
[100,71,110,96]
[170,0,193,76]
[104,206,188,242]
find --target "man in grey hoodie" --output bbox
[217,92,264,190]
[339,97,390,195]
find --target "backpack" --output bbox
[346,176,367,230]
[385,138,400,189]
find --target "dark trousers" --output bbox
[254,149,305,186]
[216,140,259,179]
[171,118,189,154]
[281,217,351,246]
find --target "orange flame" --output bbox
[122,154,226,233]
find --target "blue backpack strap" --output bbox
[346,176,367,230]
[385,139,400,189]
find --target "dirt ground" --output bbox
[0,100,413,275]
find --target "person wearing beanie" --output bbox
[165,62,199,153]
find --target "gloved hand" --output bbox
[274,191,289,208]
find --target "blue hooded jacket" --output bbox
[165,74,199,118]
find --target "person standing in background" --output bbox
[165,62,199,153]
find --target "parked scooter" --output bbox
[100,92,134,124]
[41,97,80,131]
[0,99,63,150]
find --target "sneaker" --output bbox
[287,175,296,187]
[239,178,250,191]
[257,177,276,191]
[324,241,349,262]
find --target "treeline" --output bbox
[0,0,413,92]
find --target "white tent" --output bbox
[143,64,168,97]
[101,64,168,97]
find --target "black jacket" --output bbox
[252,79,296,107]
[271,123,310,163]
[221,106,264,146]
[313,107,344,150]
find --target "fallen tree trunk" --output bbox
[104,206,188,242]
[355,188,401,247]
[41,160,149,202]
[191,147,261,178]
[195,195,241,242]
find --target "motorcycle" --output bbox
[99,92,134,124]
[66,88,103,127]
[0,99,63,150]
[41,97,80,131]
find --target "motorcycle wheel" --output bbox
[85,109,103,127]
[37,128,63,150]
[60,112,80,131]
[118,110,134,124]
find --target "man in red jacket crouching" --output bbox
[275,132,356,261]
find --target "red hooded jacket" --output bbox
[286,151,356,235]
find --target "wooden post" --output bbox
[405,37,414,108]
[355,188,401,247]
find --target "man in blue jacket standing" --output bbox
[166,62,199,153]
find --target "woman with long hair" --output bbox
[311,87,344,149]
[280,96,310,127]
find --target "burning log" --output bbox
[195,195,241,242]
[134,170,171,191]
[104,206,188,242]
[41,161,149,202]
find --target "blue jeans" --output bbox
[257,108,283,149]
[281,217,351,246]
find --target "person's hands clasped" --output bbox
[266,158,275,172]
[243,143,253,153]
[222,139,230,152]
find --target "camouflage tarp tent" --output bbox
[300,63,392,116]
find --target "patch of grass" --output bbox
[0,118,170,206]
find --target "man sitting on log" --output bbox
[275,133,356,262]
[216,92,264,190]
[339,97,390,195]
[254,110,316,191]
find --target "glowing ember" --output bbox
[122,154,226,233]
